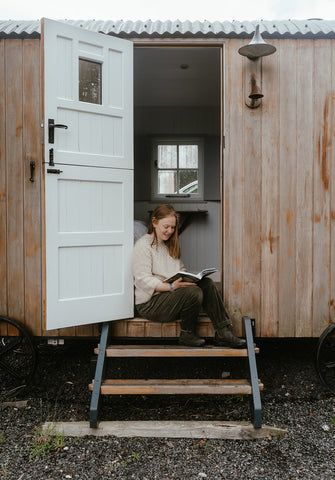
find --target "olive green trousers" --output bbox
[136,277,231,333]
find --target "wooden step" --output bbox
[110,317,215,338]
[89,378,264,395]
[95,344,259,357]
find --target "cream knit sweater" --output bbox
[132,234,184,305]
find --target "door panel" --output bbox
[43,18,133,169]
[45,165,133,330]
[42,19,134,330]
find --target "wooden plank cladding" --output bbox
[1,35,335,338]
[224,38,335,338]
[0,38,97,338]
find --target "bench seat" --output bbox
[110,316,215,338]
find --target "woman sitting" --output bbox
[132,204,246,348]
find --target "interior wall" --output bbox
[134,102,221,279]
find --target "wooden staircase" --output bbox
[89,317,263,429]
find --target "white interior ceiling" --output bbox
[134,47,221,107]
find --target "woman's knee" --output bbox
[182,285,203,306]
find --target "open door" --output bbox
[42,19,134,330]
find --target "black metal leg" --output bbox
[90,322,110,428]
[244,316,262,428]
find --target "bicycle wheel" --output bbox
[316,323,335,395]
[0,316,37,397]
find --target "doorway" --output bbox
[133,45,222,282]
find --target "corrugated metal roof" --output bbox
[1,19,335,39]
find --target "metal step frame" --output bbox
[90,316,262,429]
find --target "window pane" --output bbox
[158,145,177,168]
[179,145,198,168]
[179,170,198,193]
[158,171,177,194]
[79,59,102,104]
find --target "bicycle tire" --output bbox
[0,315,37,397]
[315,323,335,395]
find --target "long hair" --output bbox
[148,204,181,259]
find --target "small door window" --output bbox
[79,58,102,104]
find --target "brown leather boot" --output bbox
[179,330,206,347]
[214,327,246,348]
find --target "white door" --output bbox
[42,18,134,330]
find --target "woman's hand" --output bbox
[172,277,196,290]
[155,277,196,293]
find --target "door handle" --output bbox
[29,161,35,182]
[48,119,68,144]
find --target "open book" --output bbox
[164,268,217,284]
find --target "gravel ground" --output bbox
[1,337,335,480]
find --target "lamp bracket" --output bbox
[244,57,262,109]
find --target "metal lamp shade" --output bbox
[238,25,276,59]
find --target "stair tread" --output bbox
[95,344,258,357]
[89,378,264,395]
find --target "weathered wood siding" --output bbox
[0,39,98,338]
[1,36,335,338]
[224,38,335,337]
[0,39,43,337]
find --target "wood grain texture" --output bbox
[0,41,7,316]
[330,40,335,327]
[43,420,287,439]
[223,40,244,333]
[260,39,280,337]
[23,39,42,335]
[313,40,332,337]
[99,344,257,357]
[6,40,25,323]
[278,40,297,337]
[92,378,264,395]
[242,57,261,330]
[295,39,314,337]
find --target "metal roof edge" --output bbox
[1,19,335,39]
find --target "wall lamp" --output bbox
[238,25,276,108]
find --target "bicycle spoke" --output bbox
[0,336,21,358]
[0,359,26,381]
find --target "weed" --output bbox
[0,461,11,476]
[121,451,140,466]
[28,424,65,460]
[0,431,4,444]
[330,417,335,425]
[204,442,213,451]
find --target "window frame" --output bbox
[151,137,204,202]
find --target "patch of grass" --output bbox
[0,430,4,444]
[330,417,335,425]
[28,424,65,460]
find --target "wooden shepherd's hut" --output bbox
[1,18,335,340]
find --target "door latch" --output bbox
[47,168,63,174]
[49,148,54,166]
[48,119,68,144]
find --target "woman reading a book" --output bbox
[132,204,246,348]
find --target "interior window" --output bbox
[152,138,203,201]
[79,58,102,104]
